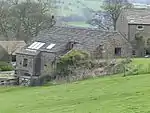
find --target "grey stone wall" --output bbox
[116,11,129,38]
[128,24,150,56]
[128,24,150,42]
[16,54,35,76]
[40,52,56,75]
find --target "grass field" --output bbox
[131,58,150,65]
[1,58,150,113]
[128,58,150,74]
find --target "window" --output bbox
[115,48,121,56]
[147,38,150,46]
[23,58,28,67]
[132,50,136,55]
[67,42,74,50]
[24,73,31,76]
[46,43,56,50]
[137,25,144,30]
[28,42,45,50]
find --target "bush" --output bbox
[123,63,150,76]
[0,61,14,71]
[56,50,90,76]
[0,65,14,71]
[0,61,9,66]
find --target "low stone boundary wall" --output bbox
[0,71,18,86]
[0,77,18,86]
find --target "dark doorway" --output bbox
[34,57,41,76]
[146,49,150,55]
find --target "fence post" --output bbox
[123,64,126,77]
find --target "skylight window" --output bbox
[47,44,56,50]
[28,42,45,50]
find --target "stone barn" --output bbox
[0,41,26,61]
[16,26,132,86]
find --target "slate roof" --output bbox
[17,48,41,56]
[19,26,129,55]
[125,8,150,24]
[35,26,121,42]
[34,26,123,49]
[0,41,26,55]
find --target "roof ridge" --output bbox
[52,25,118,33]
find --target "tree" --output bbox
[0,0,56,42]
[86,13,111,30]
[0,1,11,40]
[10,0,55,42]
[102,0,131,30]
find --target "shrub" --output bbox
[56,50,90,76]
[0,65,14,71]
[124,63,150,76]
[0,61,9,66]
[0,61,14,71]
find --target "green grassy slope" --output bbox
[131,58,150,65]
[1,73,150,113]
[54,0,103,16]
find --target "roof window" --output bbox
[46,44,56,50]
[28,42,45,50]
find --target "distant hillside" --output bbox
[53,0,150,28]
[129,0,150,4]
[52,0,103,16]
[53,0,150,17]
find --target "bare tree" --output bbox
[102,0,132,30]
[0,1,11,40]
[0,0,55,42]
[10,0,55,42]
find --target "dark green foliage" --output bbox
[56,50,90,76]
[0,61,14,71]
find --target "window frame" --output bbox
[67,42,74,50]
[114,47,121,56]
[136,25,144,30]
[132,50,136,55]
[23,58,28,67]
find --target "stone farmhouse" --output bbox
[116,8,150,57]
[16,26,132,86]
[15,8,150,86]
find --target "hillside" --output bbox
[54,0,150,28]
[1,72,150,113]
[53,0,150,17]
